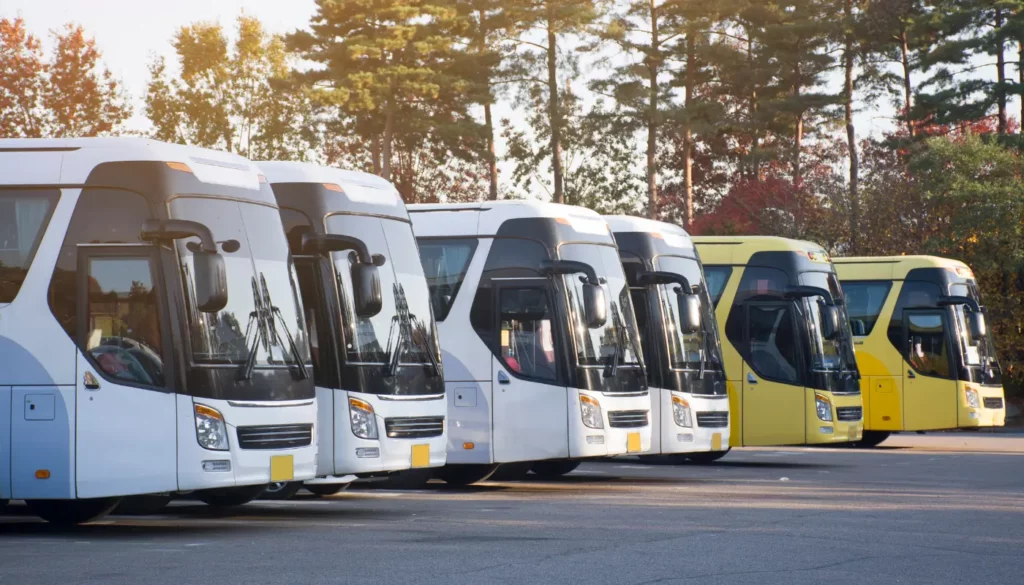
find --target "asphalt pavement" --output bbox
[1,436,1022,585]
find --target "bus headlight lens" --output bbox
[195,404,229,451]
[349,397,379,440]
[671,395,692,428]
[965,387,980,408]
[579,394,604,429]
[815,394,833,422]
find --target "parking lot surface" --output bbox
[2,435,1022,585]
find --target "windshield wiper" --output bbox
[383,283,441,378]
[238,275,308,381]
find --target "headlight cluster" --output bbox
[671,395,692,428]
[965,387,980,408]
[349,397,379,440]
[579,394,604,429]
[815,394,833,422]
[195,404,229,451]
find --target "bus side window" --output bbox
[0,189,59,304]
[746,304,800,384]
[905,312,952,379]
[887,281,941,357]
[842,280,892,336]
[498,287,557,382]
[703,266,732,307]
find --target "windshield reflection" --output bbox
[653,256,725,374]
[951,283,1002,384]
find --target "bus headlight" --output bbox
[671,395,693,428]
[815,394,833,422]
[349,397,379,440]
[195,404,229,451]
[965,387,980,408]
[579,394,604,429]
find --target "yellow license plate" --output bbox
[411,444,430,468]
[711,432,722,451]
[270,455,294,482]
[627,432,641,453]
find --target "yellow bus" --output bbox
[833,256,1006,446]
[693,236,864,455]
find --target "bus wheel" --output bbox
[260,482,303,500]
[196,484,267,508]
[489,461,533,482]
[857,431,891,448]
[381,468,434,490]
[437,464,499,486]
[530,460,581,478]
[26,498,121,525]
[306,483,349,497]
[113,494,173,515]
[0,499,8,512]
[685,449,731,464]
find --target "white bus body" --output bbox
[0,139,316,522]
[409,202,652,483]
[260,162,446,489]
[604,216,731,460]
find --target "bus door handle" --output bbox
[497,371,511,385]
[83,371,101,390]
[746,373,758,385]
[907,370,916,379]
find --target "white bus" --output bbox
[409,202,652,484]
[604,216,731,462]
[0,138,317,524]
[260,162,446,496]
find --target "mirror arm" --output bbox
[785,285,834,305]
[539,260,601,285]
[937,295,981,313]
[637,270,697,294]
[141,219,218,252]
[301,231,377,265]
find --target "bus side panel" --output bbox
[11,386,75,499]
[0,386,9,499]
[868,377,901,430]
[727,380,741,448]
[446,380,492,464]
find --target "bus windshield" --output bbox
[326,215,441,373]
[171,196,310,370]
[951,282,1002,385]
[652,255,725,375]
[558,243,644,371]
[799,269,859,393]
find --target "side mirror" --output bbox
[821,305,840,341]
[193,250,228,313]
[351,261,383,318]
[677,290,702,334]
[583,282,607,328]
[968,311,987,340]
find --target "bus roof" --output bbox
[409,200,611,240]
[603,215,690,238]
[691,235,827,264]
[257,161,405,210]
[0,137,262,190]
[833,255,972,281]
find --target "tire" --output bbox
[380,468,434,490]
[113,494,173,515]
[261,481,303,500]
[0,499,8,512]
[530,459,581,478]
[196,484,267,508]
[488,461,533,482]
[437,464,499,486]
[685,449,731,464]
[26,498,121,525]
[306,483,348,497]
[857,431,891,448]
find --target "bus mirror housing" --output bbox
[967,312,987,340]
[583,282,607,328]
[301,231,385,317]
[821,305,841,341]
[141,219,228,313]
[678,292,702,334]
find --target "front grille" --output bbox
[696,411,729,428]
[385,416,445,438]
[836,406,863,422]
[984,397,1004,409]
[608,410,649,428]
[236,424,312,450]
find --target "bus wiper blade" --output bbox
[410,314,442,378]
[238,309,260,382]
[271,306,308,380]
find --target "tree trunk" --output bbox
[1019,42,1024,128]
[683,33,696,230]
[382,106,394,182]
[747,31,760,181]
[793,68,802,189]
[995,9,1007,135]
[647,0,660,219]
[899,22,914,137]
[845,0,860,253]
[371,135,382,175]
[480,8,499,201]
[547,9,564,204]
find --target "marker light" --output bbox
[323,183,344,192]
[349,397,379,440]
[579,394,604,429]
[586,435,605,445]
[35,470,50,479]
[463,442,475,450]
[671,395,693,428]
[166,161,193,173]
[257,174,269,184]
[195,404,229,451]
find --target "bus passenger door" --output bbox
[75,248,178,498]
[902,311,957,431]
[741,303,805,446]
[491,284,569,463]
